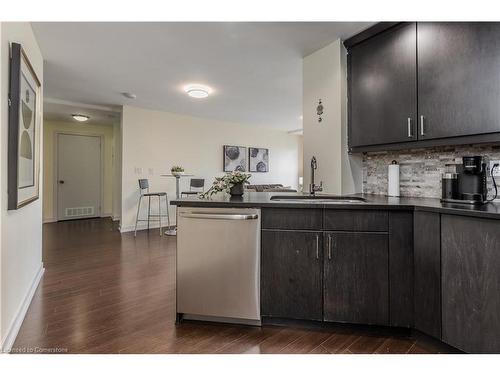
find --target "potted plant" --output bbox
[170,166,185,177]
[201,171,251,198]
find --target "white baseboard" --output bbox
[112,215,121,221]
[1,264,44,353]
[43,217,57,224]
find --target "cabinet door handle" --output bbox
[315,234,319,260]
[407,117,412,138]
[328,234,332,260]
[420,115,425,136]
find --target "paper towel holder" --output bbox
[388,160,400,197]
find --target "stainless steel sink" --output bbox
[270,195,367,204]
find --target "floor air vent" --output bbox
[65,206,95,217]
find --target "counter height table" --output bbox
[161,173,194,236]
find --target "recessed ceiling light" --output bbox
[72,114,90,122]
[122,92,137,99]
[184,84,212,99]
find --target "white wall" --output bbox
[0,22,44,351]
[303,39,362,194]
[121,105,301,232]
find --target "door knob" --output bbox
[59,180,65,184]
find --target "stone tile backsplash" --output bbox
[362,143,500,198]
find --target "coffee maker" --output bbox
[441,156,488,204]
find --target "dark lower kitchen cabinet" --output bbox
[261,230,323,321]
[418,22,500,140]
[323,209,388,232]
[349,22,417,148]
[388,212,414,328]
[323,232,389,325]
[261,208,323,230]
[413,211,441,339]
[441,215,500,353]
[258,206,500,353]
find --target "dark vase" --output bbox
[230,182,244,196]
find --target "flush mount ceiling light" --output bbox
[72,114,90,122]
[184,84,212,99]
[122,92,137,99]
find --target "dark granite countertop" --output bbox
[171,192,500,220]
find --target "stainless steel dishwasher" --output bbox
[176,206,261,325]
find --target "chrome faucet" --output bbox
[309,156,323,195]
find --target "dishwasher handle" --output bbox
[179,212,258,220]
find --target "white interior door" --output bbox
[57,133,101,220]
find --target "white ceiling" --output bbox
[33,22,374,130]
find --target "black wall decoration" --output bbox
[223,145,247,172]
[317,99,324,123]
[249,147,269,172]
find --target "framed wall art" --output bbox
[223,145,247,172]
[249,147,269,172]
[8,43,42,209]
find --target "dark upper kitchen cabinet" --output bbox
[441,215,500,353]
[261,230,323,321]
[349,23,417,148]
[323,232,389,325]
[418,23,500,140]
[413,211,441,340]
[347,22,500,151]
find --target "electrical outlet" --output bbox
[489,160,500,177]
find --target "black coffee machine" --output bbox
[441,156,490,205]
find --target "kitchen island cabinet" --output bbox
[261,230,323,321]
[172,193,500,353]
[261,208,394,326]
[414,211,442,340]
[441,215,500,353]
[323,232,389,325]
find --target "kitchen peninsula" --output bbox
[172,192,500,354]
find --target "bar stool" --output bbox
[181,178,205,197]
[134,179,171,237]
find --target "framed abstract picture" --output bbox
[223,145,247,172]
[8,43,42,209]
[249,147,269,172]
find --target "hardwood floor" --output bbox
[13,218,453,354]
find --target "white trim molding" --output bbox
[1,264,45,353]
[43,217,57,224]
